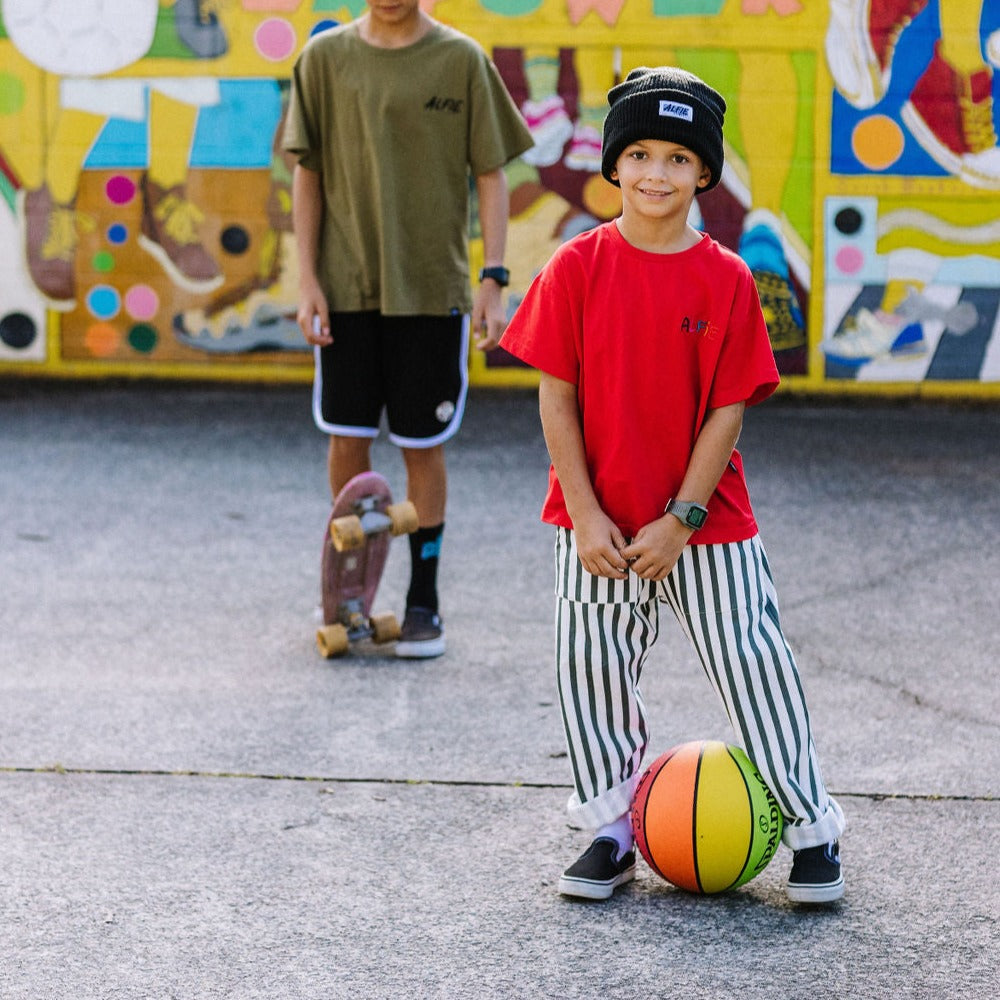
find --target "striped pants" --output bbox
[554,527,845,850]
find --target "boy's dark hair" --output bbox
[601,66,726,191]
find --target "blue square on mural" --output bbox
[190,80,282,169]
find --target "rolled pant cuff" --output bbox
[566,775,640,830]
[781,796,846,850]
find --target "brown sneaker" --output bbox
[138,174,223,292]
[21,184,81,309]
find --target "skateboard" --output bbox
[316,471,418,658]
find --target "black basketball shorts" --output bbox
[312,311,469,448]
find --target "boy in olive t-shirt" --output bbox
[284,0,532,658]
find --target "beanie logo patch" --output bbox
[658,100,693,122]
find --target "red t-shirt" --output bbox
[500,222,779,544]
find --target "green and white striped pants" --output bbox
[554,527,845,850]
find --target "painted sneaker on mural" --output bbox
[822,306,926,367]
[138,174,223,293]
[564,121,603,172]
[173,295,305,353]
[738,212,806,353]
[520,95,575,168]
[825,0,929,109]
[901,43,1000,190]
[173,0,229,59]
[19,183,88,311]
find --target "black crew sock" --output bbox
[406,523,443,613]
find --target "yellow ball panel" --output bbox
[693,742,752,893]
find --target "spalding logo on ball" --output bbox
[631,740,783,893]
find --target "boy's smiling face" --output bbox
[611,139,710,222]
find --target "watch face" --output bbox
[688,507,708,528]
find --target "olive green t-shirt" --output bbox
[283,21,532,316]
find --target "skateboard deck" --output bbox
[317,471,418,658]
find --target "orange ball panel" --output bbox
[637,741,701,892]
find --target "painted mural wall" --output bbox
[0,0,998,397]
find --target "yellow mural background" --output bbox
[0,0,997,397]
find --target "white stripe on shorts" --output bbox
[389,315,470,449]
[311,345,379,438]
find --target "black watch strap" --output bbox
[479,266,510,287]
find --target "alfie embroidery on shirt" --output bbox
[680,317,718,339]
[425,96,464,113]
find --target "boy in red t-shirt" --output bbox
[500,67,846,904]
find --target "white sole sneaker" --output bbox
[558,865,635,901]
[786,875,845,904]
[395,635,446,659]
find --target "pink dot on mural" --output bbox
[106,175,136,206]
[124,284,159,321]
[835,245,865,275]
[254,18,297,61]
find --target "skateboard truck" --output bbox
[329,495,415,552]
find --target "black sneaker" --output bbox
[787,840,844,903]
[558,838,636,900]
[395,607,445,659]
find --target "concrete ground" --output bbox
[1,380,998,999]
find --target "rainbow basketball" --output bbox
[631,740,783,894]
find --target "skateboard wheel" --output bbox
[330,514,365,551]
[316,623,350,658]
[370,612,401,644]
[386,501,419,536]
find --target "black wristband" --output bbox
[478,266,510,287]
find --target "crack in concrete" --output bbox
[2,765,997,803]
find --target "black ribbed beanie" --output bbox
[601,66,726,191]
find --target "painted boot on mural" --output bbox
[173,0,229,59]
[138,173,223,293]
[738,210,806,353]
[825,0,929,109]
[901,43,1000,190]
[20,183,87,311]
[520,94,574,168]
[173,230,304,352]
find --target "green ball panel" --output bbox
[727,745,784,889]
